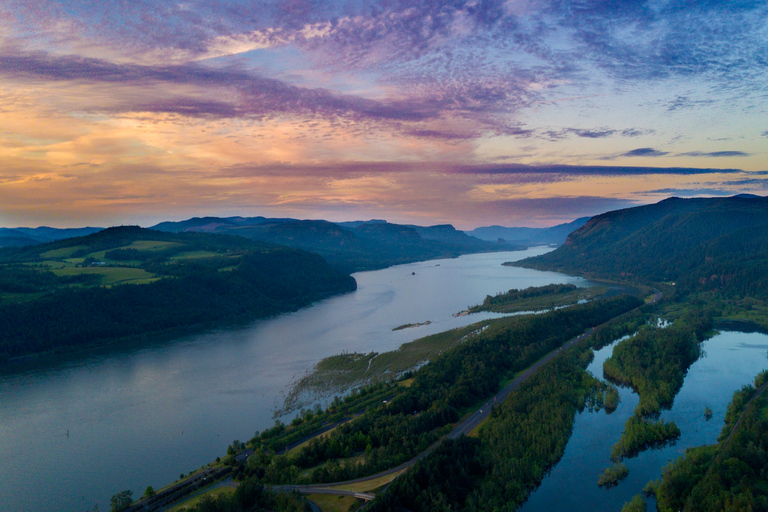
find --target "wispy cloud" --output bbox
[1,0,767,227]
[677,151,751,158]
[621,148,669,157]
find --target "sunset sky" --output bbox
[1,0,766,229]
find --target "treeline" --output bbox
[469,284,581,313]
[176,477,309,512]
[480,284,578,306]
[368,337,611,511]
[652,371,768,512]
[286,296,642,483]
[232,296,641,489]
[600,309,712,465]
[603,308,712,416]
[0,234,355,359]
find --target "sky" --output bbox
[1,0,766,229]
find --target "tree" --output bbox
[110,490,133,512]
[142,486,155,499]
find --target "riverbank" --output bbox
[1,249,574,512]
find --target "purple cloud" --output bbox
[0,50,444,122]
[677,151,751,158]
[449,163,740,176]
[622,148,669,157]
[544,127,652,140]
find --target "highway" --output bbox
[255,289,662,506]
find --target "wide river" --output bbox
[0,247,588,512]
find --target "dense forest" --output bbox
[0,227,355,359]
[516,196,768,300]
[220,295,642,492]
[152,217,519,273]
[367,313,641,511]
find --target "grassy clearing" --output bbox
[307,494,363,512]
[330,469,406,492]
[51,266,158,285]
[167,486,235,512]
[39,246,87,259]
[398,378,414,388]
[282,321,491,413]
[299,453,368,479]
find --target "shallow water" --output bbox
[0,247,589,512]
[519,331,768,512]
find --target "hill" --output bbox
[465,217,589,245]
[0,226,103,247]
[0,227,356,360]
[152,218,519,273]
[515,195,768,297]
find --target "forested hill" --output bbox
[152,217,519,273]
[515,195,768,297]
[0,227,356,360]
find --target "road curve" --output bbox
[282,289,661,498]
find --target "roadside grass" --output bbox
[299,454,367,479]
[166,486,235,512]
[467,417,487,437]
[329,469,406,492]
[286,425,342,456]
[306,494,363,512]
[398,378,414,388]
[51,266,158,285]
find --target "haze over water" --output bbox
[0,247,584,512]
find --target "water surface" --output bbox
[520,331,768,512]
[0,247,585,512]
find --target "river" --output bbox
[0,247,588,512]
[519,330,768,512]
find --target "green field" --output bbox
[51,266,159,286]
[39,246,88,259]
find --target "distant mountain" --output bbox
[465,218,589,246]
[152,217,521,273]
[516,195,768,297]
[0,226,103,247]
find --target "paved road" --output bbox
[274,289,663,502]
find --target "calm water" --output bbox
[520,330,768,512]
[0,247,588,512]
